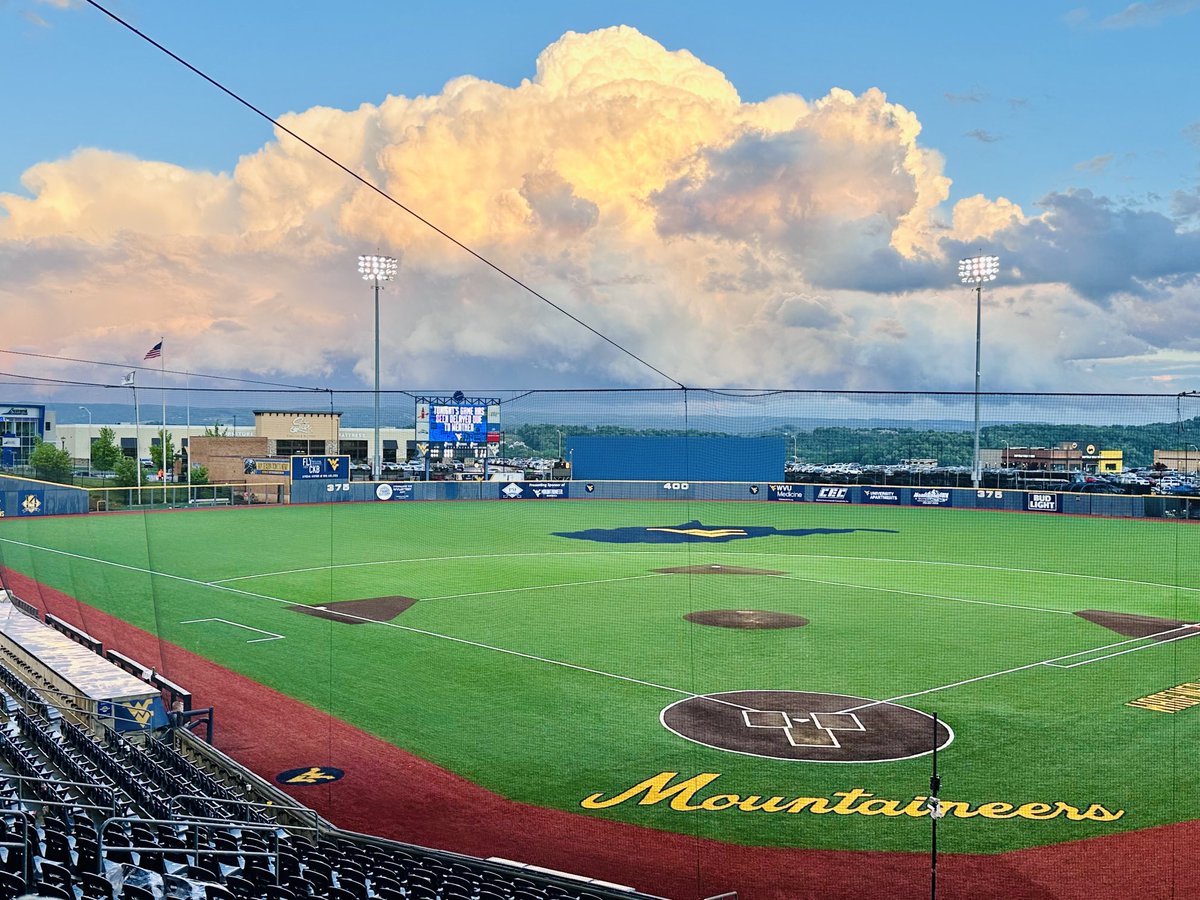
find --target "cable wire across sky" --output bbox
[82,0,684,390]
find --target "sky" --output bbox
[2,0,1200,398]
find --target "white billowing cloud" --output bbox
[1,25,1198,394]
[1,149,238,239]
[1100,0,1200,28]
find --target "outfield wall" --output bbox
[0,474,88,518]
[566,436,785,482]
[291,478,1169,518]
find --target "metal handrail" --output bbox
[169,794,321,834]
[98,815,284,882]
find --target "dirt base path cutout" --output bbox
[289,596,417,624]
[662,690,952,762]
[1075,609,1200,641]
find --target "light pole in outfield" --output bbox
[358,254,399,481]
[958,254,1000,489]
[79,406,92,472]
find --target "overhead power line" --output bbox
[82,0,684,389]
[0,348,325,390]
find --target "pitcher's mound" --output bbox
[685,609,808,629]
[291,596,417,624]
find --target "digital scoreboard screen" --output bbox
[416,400,500,444]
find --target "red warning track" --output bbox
[4,566,1199,900]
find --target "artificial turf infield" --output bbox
[2,498,1199,863]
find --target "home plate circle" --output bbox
[661,690,953,763]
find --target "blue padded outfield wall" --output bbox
[0,475,87,518]
[290,477,1155,519]
[564,436,785,483]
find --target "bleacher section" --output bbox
[0,593,661,900]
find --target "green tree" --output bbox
[189,465,209,486]
[204,422,229,437]
[90,426,122,473]
[113,456,139,487]
[29,439,73,482]
[149,428,176,477]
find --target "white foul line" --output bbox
[775,573,1075,617]
[837,622,1200,714]
[180,617,284,643]
[0,537,749,711]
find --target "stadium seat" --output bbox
[79,870,118,900]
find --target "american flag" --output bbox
[144,341,162,360]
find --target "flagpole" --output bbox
[132,374,142,496]
[159,337,166,506]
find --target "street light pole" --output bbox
[358,254,399,481]
[79,406,92,472]
[959,254,1000,489]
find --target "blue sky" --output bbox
[2,0,1199,394]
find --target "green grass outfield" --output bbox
[2,499,1200,854]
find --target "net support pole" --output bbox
[930,711,940,900]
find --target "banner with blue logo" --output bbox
[375,483,414,501]
[812,486,852,503]
[111,696,168,732]
[861,487,901,505]
[911,488,953,508]
[17,491,45,516]
[498,481,569,500]
[291,455,351,481]
[767,484,806,502]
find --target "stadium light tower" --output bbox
[359,254,399,481]
[80,407,92,474]
[959,254,1000,489]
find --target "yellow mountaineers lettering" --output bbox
[580,772,1124,823]
[646,527,748,538]
[328,458,340,471]
[1128,682,1200,713]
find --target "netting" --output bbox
[2,385,1199,899]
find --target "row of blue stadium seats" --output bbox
[0,659,652,900]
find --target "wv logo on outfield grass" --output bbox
[554,520,898,544]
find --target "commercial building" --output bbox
[54,410,419,476]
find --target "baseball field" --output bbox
[2,497,1199,895]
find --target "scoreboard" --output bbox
[416,398,501,444]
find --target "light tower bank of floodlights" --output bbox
[958,253,1000,489]
[358,254,398,481]
[414,393,502,480]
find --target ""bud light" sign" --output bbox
[1025,492,1059,512]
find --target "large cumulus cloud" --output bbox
[2,25,1198,392]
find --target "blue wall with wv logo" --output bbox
[566,436,784,483]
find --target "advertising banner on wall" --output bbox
[498,481,569,500]
[861,487,902,505]
[1025,491,1060,513]
[374,483,414,501]
[911,489,953,508]
[290,455,351,481]
[813,486,852,503]
[243,457,292,476]
[767,484,806,502]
